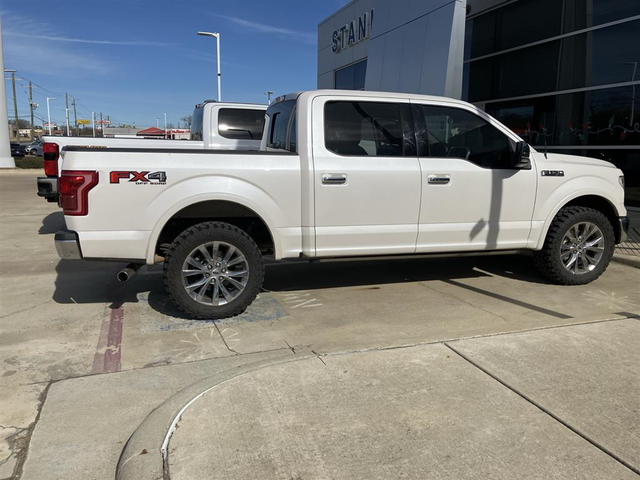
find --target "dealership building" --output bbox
[318,0,640,206]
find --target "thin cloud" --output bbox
[8,32,171,47]
[214,14,316,44]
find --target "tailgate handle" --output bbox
[322,174,347,185]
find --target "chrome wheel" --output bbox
[560,222,605,275]
[181,241,249,306]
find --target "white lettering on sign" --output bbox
[332,9,374,54]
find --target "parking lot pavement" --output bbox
[1,170,639,479]
[166,320,639,480]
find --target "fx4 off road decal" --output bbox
[110,171,167,185]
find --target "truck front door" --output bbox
[312,97,421,257]
[412,102,536,252]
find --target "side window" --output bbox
[324,101,404,156]
[421,105,512,169]
[190,106,204,141]
[288,110,297,153]
[266,100,295,151]
[218,108,264,140]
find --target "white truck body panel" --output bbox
[58,90,626,266]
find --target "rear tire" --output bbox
[533,206,614,285]
[164,221,264,319]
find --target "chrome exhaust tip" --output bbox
[117,264,141,282]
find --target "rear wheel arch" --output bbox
[151,199,276,263]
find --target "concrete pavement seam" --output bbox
[9,382,52,480]
[319,313,638,358]
[21,346,296,387]
[443,342,640,476]
[213,322,240,355]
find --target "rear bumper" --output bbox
[37,177,59,202]
[55,230,83,260]
[618,216,630,244]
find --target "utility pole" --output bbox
[100,112,103,137]
[72,98,77,136]
[65,93,70,136]
[7,70,19,140]
[91,112,95,137]
[29,81,34,139]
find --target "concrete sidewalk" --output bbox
[164,319,639,480]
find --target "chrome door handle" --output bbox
[322,174,347,185]
[428,175,451,185]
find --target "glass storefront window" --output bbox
[465,0,640,60]
[464,19,640,103]
[335,59,367,90]
[485,86,640,148]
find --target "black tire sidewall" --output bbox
[544,208,615,285]
[164,222,264,319]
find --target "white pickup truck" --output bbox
[54,90,629,319]
[36,101,266,202]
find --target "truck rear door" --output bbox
[311,96,421,257]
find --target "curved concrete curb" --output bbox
[612,253,640,269]
[116,349,314,480]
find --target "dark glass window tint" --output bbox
[191,106,204,140]
[335,59,368,90]
[218,108,264,140]
[266,100,296,151]
[324,101,404,156]
[421,106,512,169]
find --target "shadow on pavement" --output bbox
[38,211,65,235]
[52,253,552,319]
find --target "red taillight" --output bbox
[59,170,98,216]
[43,142,59,176]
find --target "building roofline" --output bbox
[318,0,358,27]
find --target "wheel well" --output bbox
[563,195,621,242]
[156,201,275,256]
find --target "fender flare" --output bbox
[532,185,621,250]
[144,178,285,264]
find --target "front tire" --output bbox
[533,206,615,285]
[164,221,264,319]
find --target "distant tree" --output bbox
[10,119,30,128]
[181,115,192,128]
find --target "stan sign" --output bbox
[332,9,374,54]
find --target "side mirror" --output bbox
[511,140,531,169]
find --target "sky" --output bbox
[1,0,348,128]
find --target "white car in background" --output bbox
[36,101,267,202]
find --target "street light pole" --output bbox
[197,31,221,101]
[92,112,95,137]
[264,91,274,105]
[46,97,56,135]
[164,112,167,140]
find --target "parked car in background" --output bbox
[10,143,25,158]
[36,101,267,203]
[52,90,628,320]
[26,139,44,156]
